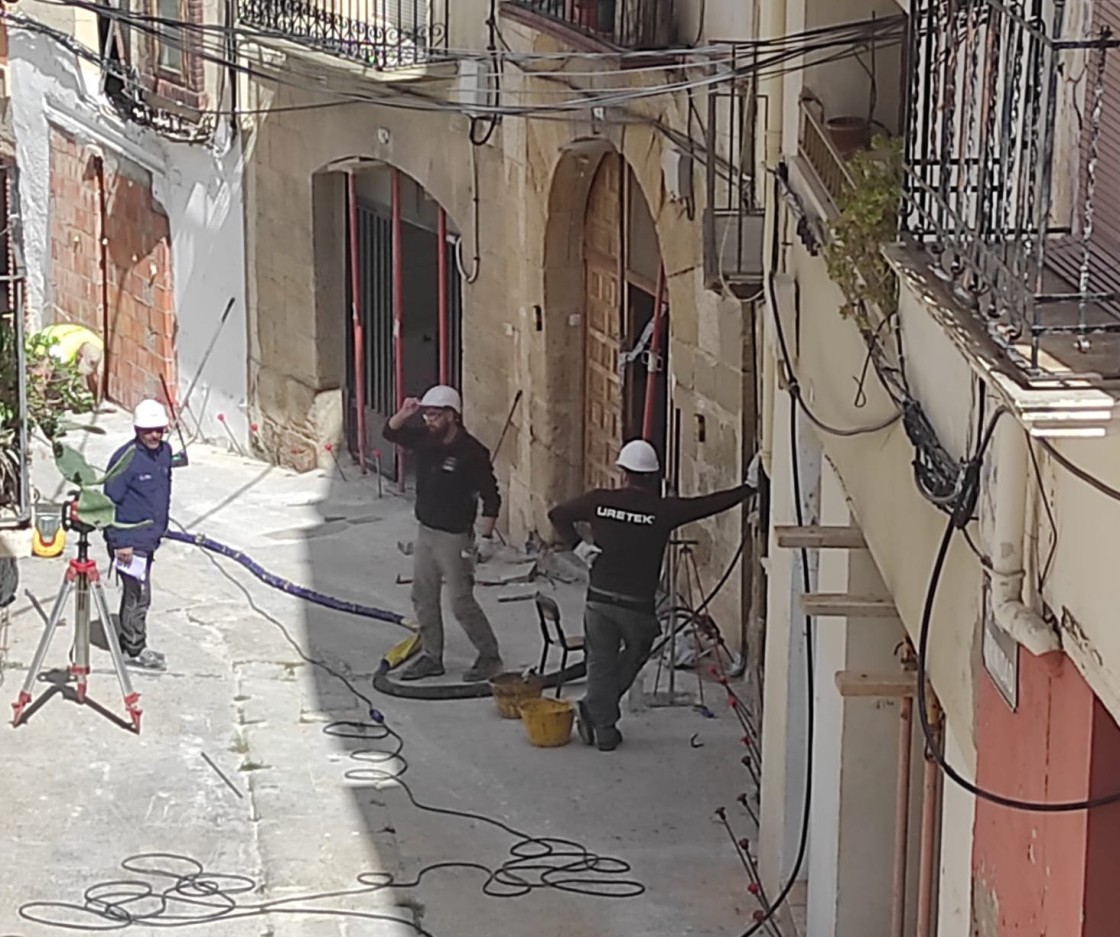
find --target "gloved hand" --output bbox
[475,535,497,564]
[574,540,602,567]
[745,451,762,489]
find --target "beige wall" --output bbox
[242,20,759,645]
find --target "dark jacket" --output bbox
[549,483,753,605]
[383,420,500,535]
[103,439,173,554]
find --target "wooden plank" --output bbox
[775,525,866,550]
[800,593,898,618]
[835,671,919,698]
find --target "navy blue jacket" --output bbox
[103,439,173,554]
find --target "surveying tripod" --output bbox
[11,495,142,732]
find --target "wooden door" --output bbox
[583,153,623,491]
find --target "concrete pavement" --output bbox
[0,406,762,936]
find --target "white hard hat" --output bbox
[133,398,169,429]
[419,385,462,414]
[616,439,660,474]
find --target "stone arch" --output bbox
[535,137,667,507]
[309,157,466,477]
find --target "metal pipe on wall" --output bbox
[988,413,1059,654]
[391,167,405,489]
[94,155,111,403]
[438,206,449,385]
[641,264,666,442]
[890,695,914,937]
[347,172,367,474]
[915,694,942,937]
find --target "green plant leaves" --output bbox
[74,489,119,529]
[822,135,904,327]
[55,444,101,486]
[55,442,136,488]
[102,446,137,484]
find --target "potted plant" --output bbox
[822,134,904,330]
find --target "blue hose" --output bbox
[165,529,409,629]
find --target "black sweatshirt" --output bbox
[383,421,501,535]
[548,483,754,602]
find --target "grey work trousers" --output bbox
[411,524,500,664]
[582,600,660,730]
[115,552,153,657]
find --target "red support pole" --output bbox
[437,206,449,385]
[391,168,406,489]
[641,264,666,441]
[348,173,367,474]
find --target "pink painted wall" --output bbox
[972,650,1120,936]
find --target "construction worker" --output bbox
[383,385,504,683]
[103,399,184,671]
[34,322,104,399]
[548,440,760,752]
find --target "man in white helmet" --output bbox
[103,398,187,671]
[548,439,760,751]
[383,385,504,682]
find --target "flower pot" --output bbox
[825,116,871,158]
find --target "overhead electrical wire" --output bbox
[4,3,905,123]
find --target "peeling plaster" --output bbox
[9,26,249,446]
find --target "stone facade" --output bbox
[241,25,757,646]
[47,127,175,406]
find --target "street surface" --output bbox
[0,406,760,936]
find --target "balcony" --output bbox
[793,13,908,212]
[501,0,675,51]
[239,0,450,70]
[703,44,764,293]
[899,0,1120,380]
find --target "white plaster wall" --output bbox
[805,459,849,937]
[785,237,981,759]
[937,719,976,937]
[758,329,819,897]
[9,26,249,446]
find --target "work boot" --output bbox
[126,648,167,671]
[399,655,445,681]
[576,700,595,746]
[596,726,623,752]
[462,655,503,683]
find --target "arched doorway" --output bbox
[581,151,667,491]
[340,165,463,482]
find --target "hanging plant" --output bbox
[822,135,904,330]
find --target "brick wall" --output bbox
[48,127,176,408]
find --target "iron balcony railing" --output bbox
[902,0,1120,374]
[240,0,450,70]
[798,97,855,210]
[505,0,675,50]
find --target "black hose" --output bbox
[372,660,588,700]
[167,525,586,700]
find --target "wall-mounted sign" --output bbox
[982,580,1019,712]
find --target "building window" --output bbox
[140,0,205,112]
[153,0,185,77]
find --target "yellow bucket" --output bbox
[518,698,574,748]
[489,672,545,719]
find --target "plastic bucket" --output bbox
[518,698,575,747]
[489,672,545,719]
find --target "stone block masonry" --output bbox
[47,126,176,407]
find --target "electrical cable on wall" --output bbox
[915,408,1120,813]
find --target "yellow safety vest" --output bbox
[36,324,104,365]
